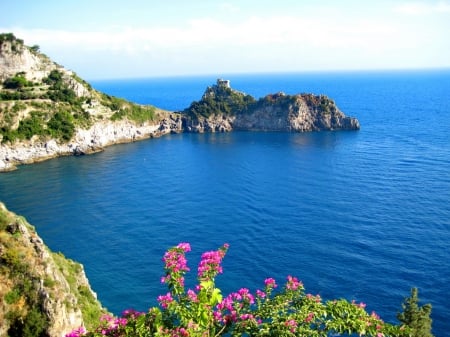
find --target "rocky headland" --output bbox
[0,33,359,172]
[182,79,360,133]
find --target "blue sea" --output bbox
[1,70,449,336]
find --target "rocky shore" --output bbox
[0,116,183,172]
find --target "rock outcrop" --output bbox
[182,80,360,133]
[234,92,360,131]
[0,202,105,337]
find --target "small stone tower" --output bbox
[216,79,230,88]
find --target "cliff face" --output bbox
[0,33,183,171]
[0,116,183,171]
[183,81,360,133]
[0,202,105,337]
[234,93,360,131]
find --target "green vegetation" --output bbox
[66,243,435,337]
[53,252,105,328]
[0,33,18,43]
[397,288,434,337]
[47,110,76,141]
[0,107,86,143]
[0,68,95,143]
[0,212,50,337]
[44,70,78,104]
[3,74,34,89]
[104,94,156,123]
[184,84,256,118]
[0,33,24,48]
[111,104,156,123]
[6,307,49,337]
[0,204,105,336]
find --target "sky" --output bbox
[1,0,450,79]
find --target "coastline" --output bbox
[0,115,183,172]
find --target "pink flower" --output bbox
[285,319,297,333]
[177,242,191,252]
[121,309,144,319]
[158,292,174,309]
[240,313,254,320]
[197,245,228,280]
[65,326,86,337]
[256,289,266,298]
[264,278,277,289]
[187,289,198,302]
[238,288,255,304]
[286,275,302,291]
[305,312,314,323]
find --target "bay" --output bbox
[1,70,449,335]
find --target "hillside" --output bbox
[0,33,182,171]
[0,202,106,337]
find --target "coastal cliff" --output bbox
[0,202,105,337]
[1,33,359,172]
[0,33,182,171]
[183,79,359,133]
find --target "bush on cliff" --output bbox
[184,84,256,118]
[66,243,433,337]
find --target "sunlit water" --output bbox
[1,70,449,335]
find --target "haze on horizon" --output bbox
[1,0,450,80]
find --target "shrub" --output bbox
[47,110,75,141]
[66,243,411,337]
[3,75,30,89]
[44,70,63,85]
[30,45,40,53]
[4,288,22,304]
[0,33,17,43]
[17,115,47,139]
[397,288,434,337]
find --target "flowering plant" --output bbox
[67,243,409,337]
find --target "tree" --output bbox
[397,287,434,337]
[30,44,40,53]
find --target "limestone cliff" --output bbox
[0,202,105,337]
[0,33,182,171]
[182,80,360,133]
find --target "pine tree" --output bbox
[397,287,434,337]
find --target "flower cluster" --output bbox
[65,326,86,337]
[160,242,191,295]
[65,243,410,337]
[197,243,228,281]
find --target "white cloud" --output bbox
[2,7,448,78]
[218,2,240,13]
[394,1,450,15]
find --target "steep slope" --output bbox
[0,33,182,171]
[0,202,106,337]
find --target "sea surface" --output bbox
[1,70,449,335]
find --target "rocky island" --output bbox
[0,33,359,172]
